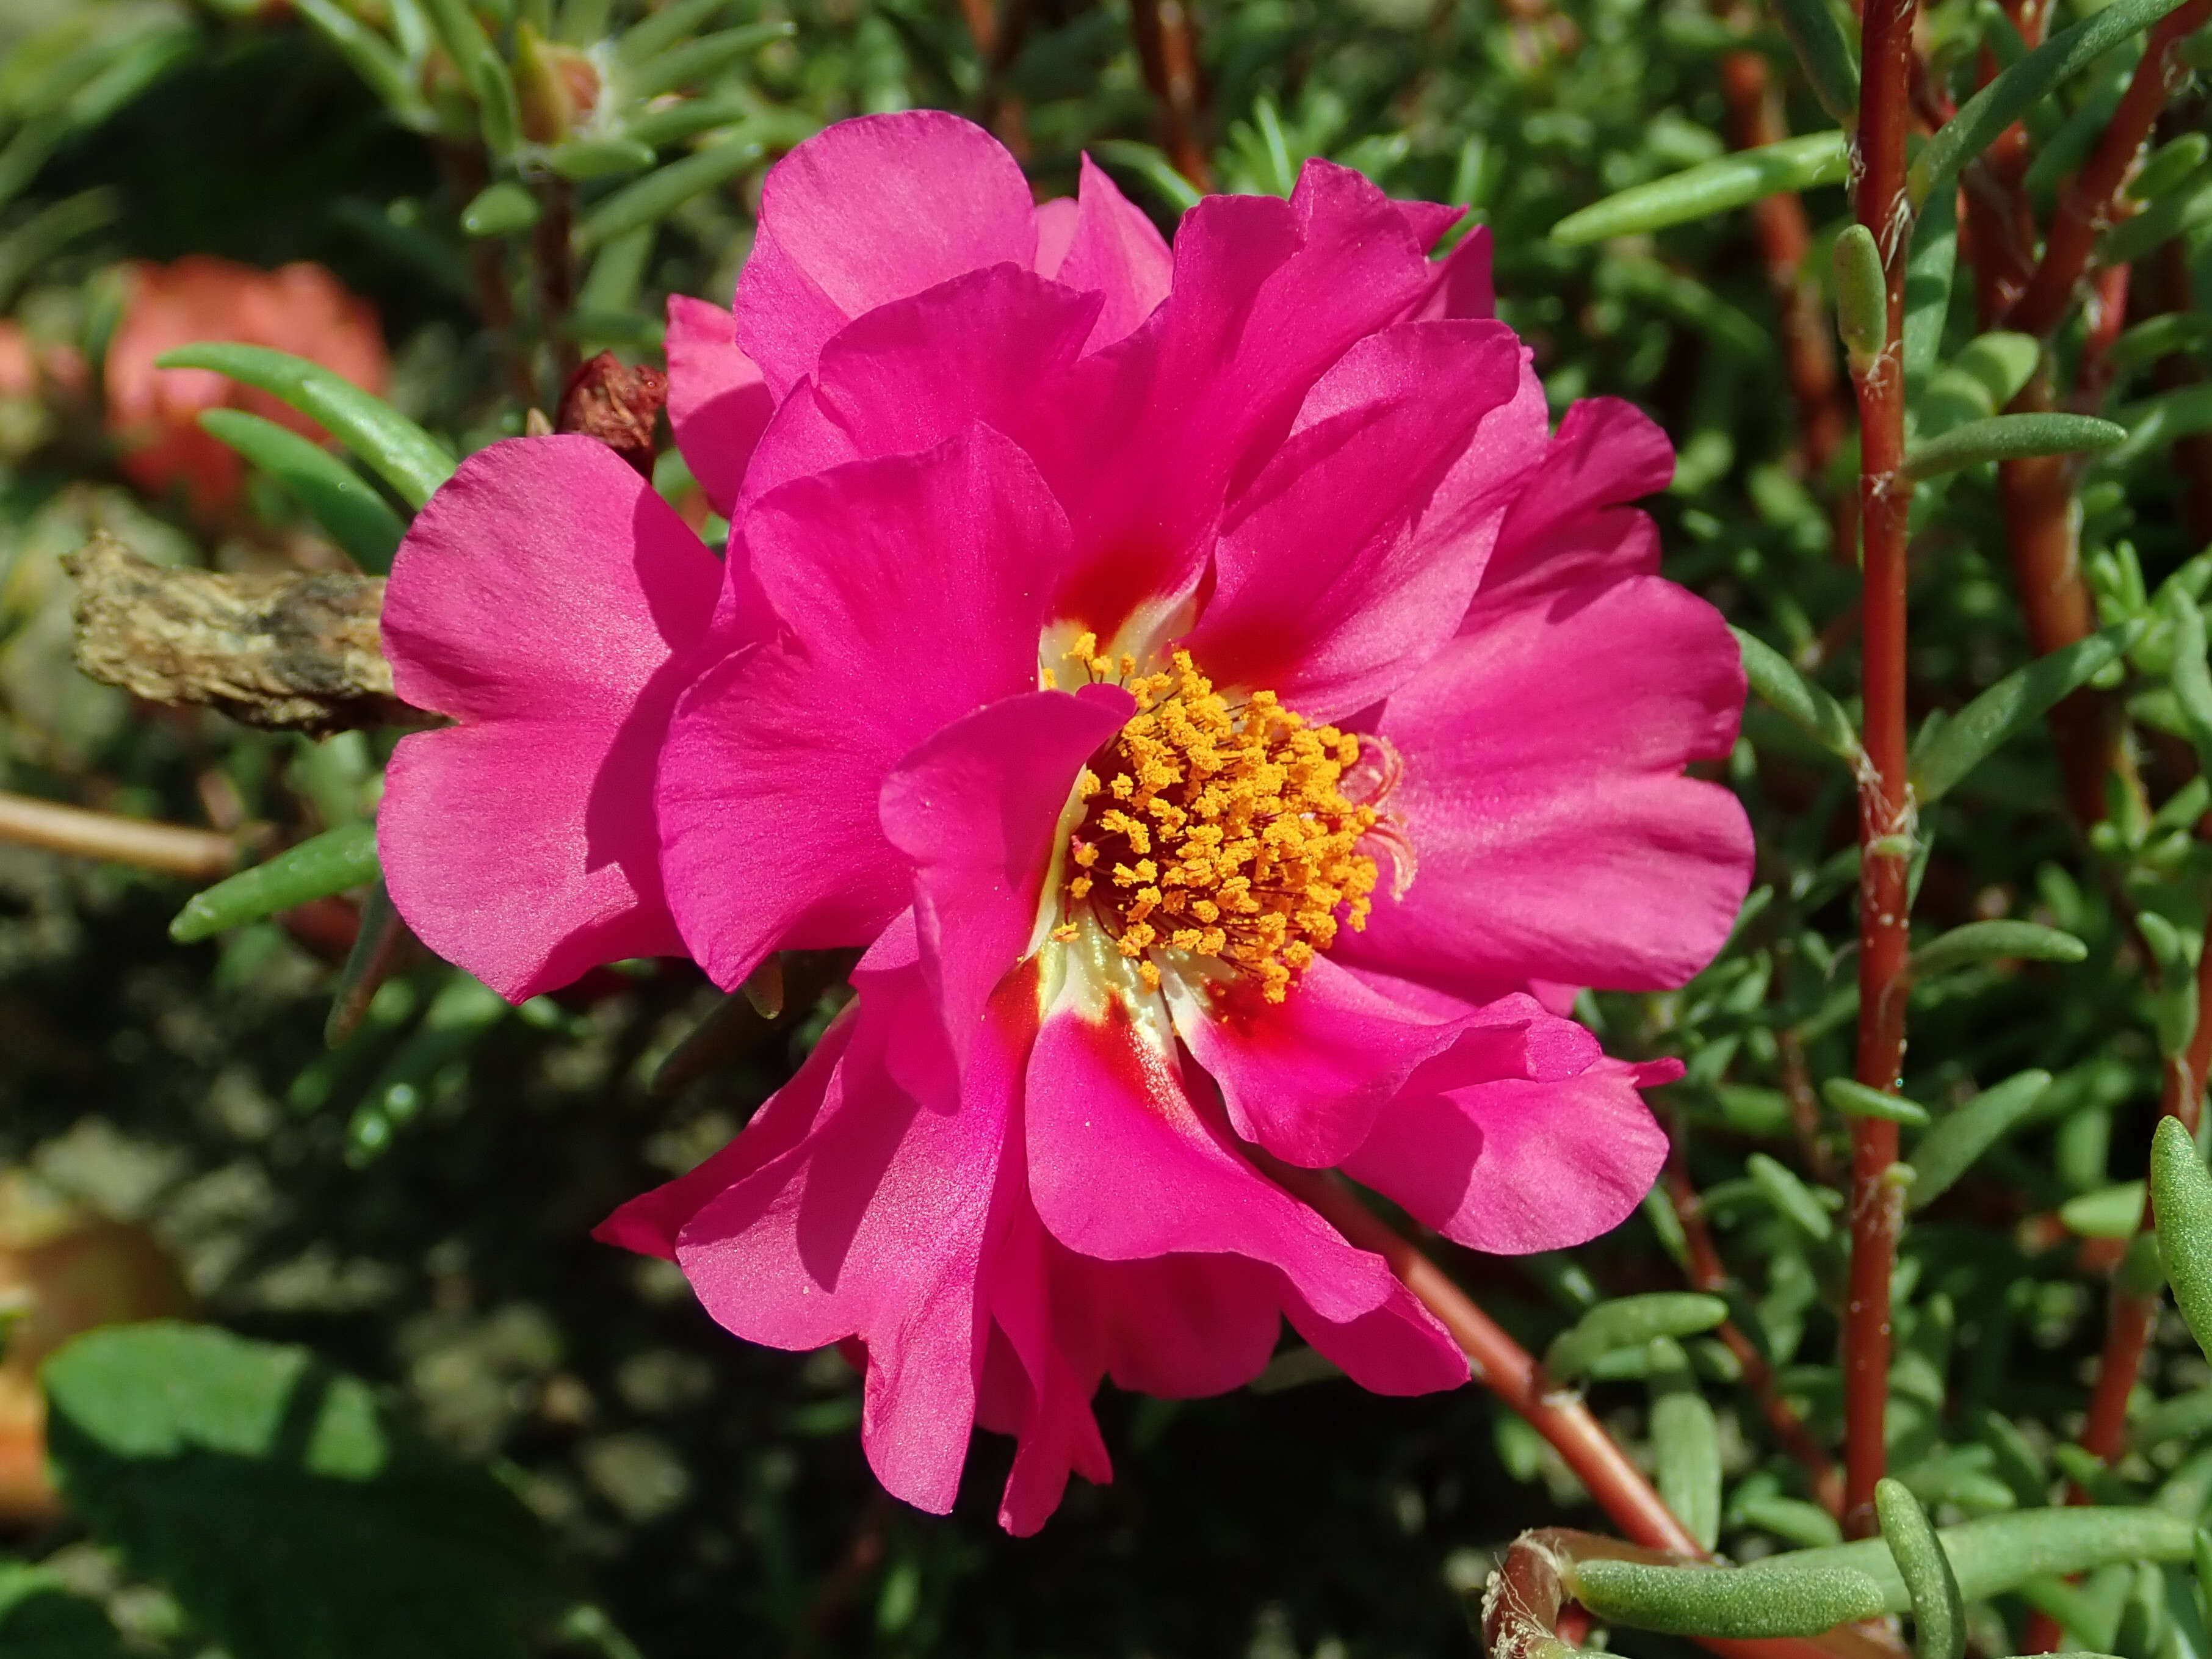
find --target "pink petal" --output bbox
[1024,997,1397,1325]
[1478,397,1675,602]
[1049,155,1173,352]
[594,1001,859,1260]
[740,264,1102,513]
[1284,1281,1468,1394]
[1039,159,1439,640]
[657,426,1070,988]
[1341,574,1753,998]
[665,295,772,518]
[1032,196,1080,276]
[1083,1251,1286,1398]
[1168,956,1473,1168]
[881,684,1133,1066]
[378,436,721,999]
[672,950,1000,1514]
[1404,226,1495,323]
[1345,1056,1673,1254]
[1392,198,1466,250]
[734,112,1039,396]
[983,1202,1115,1534]
[1179,320,1544,719]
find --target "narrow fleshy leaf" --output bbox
[1748,1152,1834,1242]
[1541,1293,1729,1386]
[1093,139,1204,212]
[1910,920,2087,979]
[2100,168,2212,270]
[1908,1071,2053,1210]
[1565,1558,1888,1638]
[2062,1181,2146,1240]
[1878,1478,1965,1659]
[1823,1078,1931,1127]
[1902,188,1959,394]
[1773,0,1860,123]
[291,0,426,123]
[154,344,456,508]
[461,182,541,237]
[616,0,742,61]
[170,822,378,943]
[1903,414,2127,480]
[622,22,792,99]
[577,139,765,248]
[1833,224,1887,369]
[197,410,406,572]
[1551,132,1848,246]
[1909,622,2141,802]
[1909,0,2198,208]
[1649,1340,1721,1552]
[2154,1116,2212,1361]
[546,137,657,181]
[1733,627,1861,761]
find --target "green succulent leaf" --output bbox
[171,822,379,944]
[2154,1116,2212,1360]
[197,410,406,572]
[1550,132,1848,246]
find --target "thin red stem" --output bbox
[1843,0,1921,1542]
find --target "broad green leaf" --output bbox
[1903,414,2127,480]
[1541,1293,1729,1385]
[1732,627,1860,761]
[1910,920,2088,978]
[1878,1478,1966,1659]
[171,822,378,944]
[197,411,405,572]
[1909,622,2141,803]
[1093,140,1204,214]
[1908,1070,2052,1209]
[1909,0,2199,207]
[1773,0,1859,123]
[1823,1078,1931,1127]
[42,1323,554,1659]
[1550,132,1848,245]
[623,21,792,100]
[1566,1558,1887,1638]
[578,138,766,248]
[0,1558,128,1658]
[2155,1116,2212,1360]
[154,344,455,508]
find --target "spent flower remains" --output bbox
[375,111,1752,1531]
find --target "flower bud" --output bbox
[516,24,602,145]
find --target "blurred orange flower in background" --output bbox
[104,256,389,516]
[0,1174,191,1523]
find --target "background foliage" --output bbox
[2,0,2211,1654]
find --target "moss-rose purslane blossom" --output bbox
[377,112,1753,1531]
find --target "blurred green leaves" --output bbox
[43,1323,558,1659]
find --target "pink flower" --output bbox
[106,256,389,516]
[377,112,1752,1531]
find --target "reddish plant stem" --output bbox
[1662,1154,1845,1516]
[1842,0,1921,1544]
[1129,0,1211,189]
[2007,0,2212,336]
[1279,1169,1904,1659]
[1716,49,1850,488]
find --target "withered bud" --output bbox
[556,351,667,477]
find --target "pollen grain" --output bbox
[1060,647,1378,1002]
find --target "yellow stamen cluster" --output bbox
[1052,641,1378,1002]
